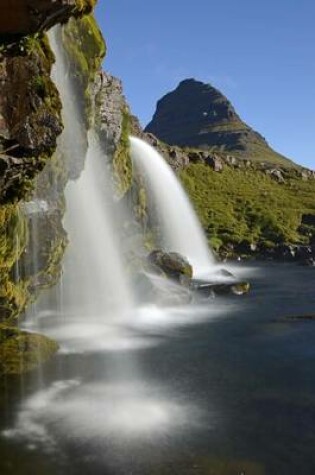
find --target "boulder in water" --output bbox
[147,250,193,283]
[191,279,250,297]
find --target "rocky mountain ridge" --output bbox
[145,78,296,168]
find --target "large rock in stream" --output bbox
[148,250,193,284]
[145,250,250,301]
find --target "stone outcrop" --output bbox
[95,72,132,197]
[96,73,127,150]
[0,2,106,374]
[0,0,96,36]
[148,250,193,283]
[145,78,295,167]
[0,2,104,203]
[0,34,62,202]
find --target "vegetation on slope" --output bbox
[180,163,315,254]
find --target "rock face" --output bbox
[148,250,193,283]
[95,72,132,197]
[0,0,96,35]
[0,3,107,374]
[96,73,127,150]
[145,78,294,167]
[0,35,63,202]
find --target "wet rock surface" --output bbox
[148,250,193,283]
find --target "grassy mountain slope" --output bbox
[180,162,315,254]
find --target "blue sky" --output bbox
[95,0,315,169]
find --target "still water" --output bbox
[0,263,315,475]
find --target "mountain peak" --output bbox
[145,79,294,167]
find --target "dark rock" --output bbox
[205,154,224,172]
[0,0,95,36]
[148,250,193,282]
[235,240,257,255]
[301,214,315,227]
[274,244,296,260]
[0,34,63,202]
[191,279,250,297]
[145,78,294,167]
[265,168,285,183]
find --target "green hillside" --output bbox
[179,162,315,255]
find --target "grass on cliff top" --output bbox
[180,163,315,250]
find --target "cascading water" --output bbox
[130,137,217,278]
[62,131,133,319]
[48,26,133,323]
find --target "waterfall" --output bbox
[46,26,133,323]
[130,137,216,278]
[62,131,133,319]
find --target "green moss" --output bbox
[62,14,106,123]
[112,108,133,198]
[73,0,97,13]
[0,31,63,203]
[0,205,27,269]
[0,276,30,324]
[0,325,58,375]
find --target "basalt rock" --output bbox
[0,33,62,202]
[95,72,133,198]
[148,250,193,283]
[145,78,295,167]
[0,0,96,36]
[191,279,250,298]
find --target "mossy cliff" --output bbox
[0,1,103,204]
[0,1,105,375]
[0,33,63,202]
[0,205,29,324]
[62,13,106,126]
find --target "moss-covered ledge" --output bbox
[0,325,58,375]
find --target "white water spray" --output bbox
[47,26,133,322]
[130,137,216,277]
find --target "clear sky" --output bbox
[95,0,315,169]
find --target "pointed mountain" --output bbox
[145,78,295,167]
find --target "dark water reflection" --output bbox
[1,263,315,474]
